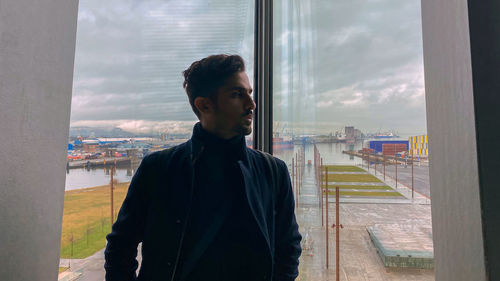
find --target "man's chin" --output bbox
[242,122,253,135]
[234,124,252,136]
[244,127,252,136]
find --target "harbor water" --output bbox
[65,141,366,190]
[65,165,138,191]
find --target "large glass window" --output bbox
[60,0,254,277]
[273,0,433,279]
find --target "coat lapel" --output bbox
[239,161,272,253]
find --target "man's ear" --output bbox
[194,97,214,116]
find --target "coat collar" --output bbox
[189,122,250,165]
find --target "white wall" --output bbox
[421,0,486,280]
[0,1,79,280]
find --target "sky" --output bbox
[70,0,427,136]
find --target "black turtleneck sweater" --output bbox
[179,123,264,281]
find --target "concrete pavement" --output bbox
[294,162,434,280]
[370,163,431,198]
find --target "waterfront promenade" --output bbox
[58,162,434,281]
[294,164,434,280]
[370,163,431,198]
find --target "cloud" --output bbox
[285,0,427,134]
[71,119,197,135]
[71,0,427,136]
[71,0,254,125]
[341,92,364,106]
[316,100,333,108]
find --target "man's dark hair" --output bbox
[183,54,246,118]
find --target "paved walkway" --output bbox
[59,249,106,281]
[366,164,431,204]
[59,245,142,281]
[370,163,431,198]
[295,163,434,280]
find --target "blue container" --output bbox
[369,140,409,153]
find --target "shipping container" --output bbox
[382,143,408,156]
[369,140,408,153]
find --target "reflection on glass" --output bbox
[273,0,434,280]
[60,0,254,276]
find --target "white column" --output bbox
[421,0,486,280]
[0,1,79,280]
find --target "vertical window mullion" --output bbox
[253,0,273,154]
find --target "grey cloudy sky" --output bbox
[70,0,426,136]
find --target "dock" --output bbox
[67,157,140,169]
[342,150,421,164]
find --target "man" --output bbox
[104,54,302,281]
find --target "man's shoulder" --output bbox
[247,148,287,170]
[141,141,190,166]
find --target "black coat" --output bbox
[104,134,302,281]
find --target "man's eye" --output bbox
[232,92,242,97]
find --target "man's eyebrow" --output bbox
[227,86,253,93]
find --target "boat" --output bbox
[373,131,399,139]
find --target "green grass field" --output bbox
[321,173,381,182]
[321,165,365,172]
[328,191,403,197]
[325,185,392,190]
[60,182,129,259]
[318,165,403,197]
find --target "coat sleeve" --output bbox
[273,159,302,281]
[104,153,156,281]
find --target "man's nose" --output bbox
[246,95,256,110]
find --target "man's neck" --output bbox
[200,121,237,140]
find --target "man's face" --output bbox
[212,71,255,138]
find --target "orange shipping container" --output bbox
[382,143,407,156]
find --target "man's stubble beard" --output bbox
[232,121,252,136]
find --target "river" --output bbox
[65,140,373,190]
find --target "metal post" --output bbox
[321,157,324,226]
[395,153,398,188]
[383,155,386,180]
[367,152,370,172]
[110,165,114,230]
[316,148,319,193]
[292,157,295,205]
[297,150,300,195]
[298,151,301,195]
[336,186,340,281]
[295,152,299,206]
[316,152,322,204]
[298,150,301,195]
[316,148,319,202]
[374,156,377,175]
[296,152,298,184]
[411,150,414,199]
[299,148,304,194]
[325,166,329,269]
